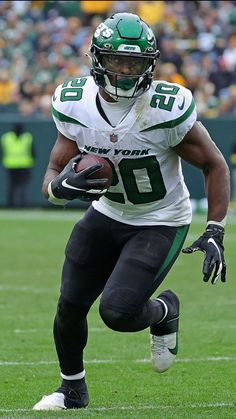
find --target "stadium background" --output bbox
[0,0,236,208]
[0,4,235,415]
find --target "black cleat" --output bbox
[33,379,89,410]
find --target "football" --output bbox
[74,154,113,189]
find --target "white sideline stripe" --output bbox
[0,210,85,222]
[0,285,57,293]
[0,402,234,413]
[14,327,107,333]
[1,356,236,366]
[13,324,236,334]
[2,281,236,296]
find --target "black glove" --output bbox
[182,224,226,284]
[50,154,108,201]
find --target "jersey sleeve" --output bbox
[167,86,197,147]
[51,84,80,141]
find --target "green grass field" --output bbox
[0,209,235,419]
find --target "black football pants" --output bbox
[53,206,189,375]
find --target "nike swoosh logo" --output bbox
[62,179,84,191]
[61,179,107,195]
[52,93,57,102]
[178,97,185,110]
[168,334,178,355]
[207,238,223,281]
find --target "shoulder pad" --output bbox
[151,81,197,145]
[152,80,195,116]
[140,81,196,132]
[51,77,94,127]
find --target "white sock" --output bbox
[60,370,85,380]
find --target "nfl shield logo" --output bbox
[110,133,118,143]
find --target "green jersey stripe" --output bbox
[141,98,196,132]
[52,106,88,127]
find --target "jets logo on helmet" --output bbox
[90,13,160,99]
[94,23,114,39]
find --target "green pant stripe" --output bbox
[156,225,189,279]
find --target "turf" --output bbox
[0,209,235,418]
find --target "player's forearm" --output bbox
[204,163,230,224]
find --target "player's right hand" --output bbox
[50,154,108,201]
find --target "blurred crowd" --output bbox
[1,0,236,118]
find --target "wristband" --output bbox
[207,219,226,228]
[48,181,69,206]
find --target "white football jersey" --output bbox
[52,76,197,226]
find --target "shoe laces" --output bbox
[151,335,167,356]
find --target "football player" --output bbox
[33,13,230,410]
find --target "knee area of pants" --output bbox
[99,303,131,332]
[57,297,89,321]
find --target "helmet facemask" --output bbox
[91,47,158,99]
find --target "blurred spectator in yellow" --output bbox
[135,1,165,26]
[155,62,186,86]
[0,123,36,208]
[80,1,114,25]
[0,70,18,105]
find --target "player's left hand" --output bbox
[182,223,226,284]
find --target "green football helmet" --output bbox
[90,13,160,99]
